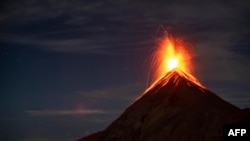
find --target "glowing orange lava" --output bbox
[153,36,191,80]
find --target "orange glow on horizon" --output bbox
[153,36,191,80]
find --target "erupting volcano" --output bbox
[152,36,191,80]
[78,36,250,141]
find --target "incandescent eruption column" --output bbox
[152,36,192,81]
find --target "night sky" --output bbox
[1,0,250,141]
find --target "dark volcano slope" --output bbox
[78,69,249,141]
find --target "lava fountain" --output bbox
[152,36,192,81]
[142,35,205,95]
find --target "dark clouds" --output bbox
[1,0,249,55]
[0,0,249,56]
[1,0,250,141]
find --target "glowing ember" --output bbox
[153,36,191,80]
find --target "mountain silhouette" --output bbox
[78,69,249,141]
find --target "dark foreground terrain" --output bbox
[78,69,250,141]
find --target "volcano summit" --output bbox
[78,69,250,141]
